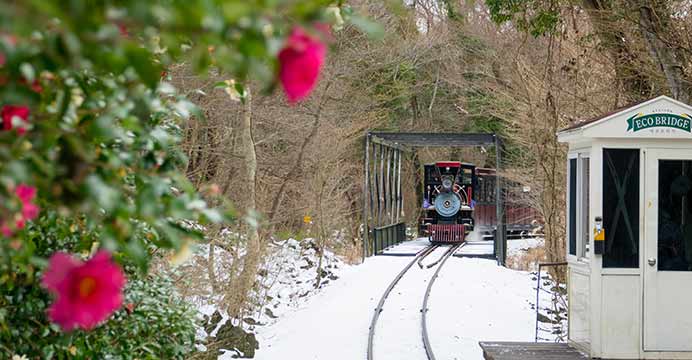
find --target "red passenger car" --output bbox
[418,163,541,243]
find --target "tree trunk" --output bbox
[207,241,220,294]
[633,0,690,103]
[543,92,567,281]
[582,0,654,99]
[229,87,261,318]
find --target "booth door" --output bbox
[644,149,692,351]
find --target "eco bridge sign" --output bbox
[626,113,692,133]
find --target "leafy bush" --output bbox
[1,214,198,359]
[3,272,198,359]
[0,0,350,357]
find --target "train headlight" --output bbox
[441,176,453,191]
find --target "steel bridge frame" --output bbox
[362,132,507,265]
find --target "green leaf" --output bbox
[125,44,162,89]
[85,175,119,212]
[222,2,252,22]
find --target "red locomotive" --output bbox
[419,161,476,243]
[419,162,540,243]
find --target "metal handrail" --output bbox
[534,262,568,342]
[372,222,406,255]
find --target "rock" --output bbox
[264,308,278,319]
[205,310,223,334]
[214,323,259,358]
[243,317,260,325]
[300,257,314,269]
[537,313,553,324]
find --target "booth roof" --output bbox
[559,98,650,133]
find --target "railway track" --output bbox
[420,244,457,269]
[421,243,463,360]
[417,245,440,268]
[367,243,463,360]
[367,244,438,360]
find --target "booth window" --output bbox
[568,155,591,259]
[579,157,590,258]
[603,148,639,268]
[568,158,577,256]
[658,160,692,271]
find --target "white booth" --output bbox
[558,95,692,359]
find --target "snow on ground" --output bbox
[191,237,350,358]
[373,246,448,360]
[194,237,348,325]
[427,257,540,359]
[254,254,410,360]
[253,238,551,360]
[255,238,346,320]
[507,236,544,257]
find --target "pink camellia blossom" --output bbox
[15,184,40,224]
[42,250,126,331]
[14,216,25,230]
[116,23,129,37]
[1,105,30,135]
[22,202,39,221]
[1,222,12,237]
[278,27,326,104]
[19,78,43,93]
[15,184,36,204]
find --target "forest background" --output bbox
[3,0,692,358]
[179,0,692,321]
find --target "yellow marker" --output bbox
[594,225,605,254]
[594,228,605,241]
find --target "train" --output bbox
[419,161,541,243]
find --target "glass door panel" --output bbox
[658,160,692,271]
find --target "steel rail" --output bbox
[417,244,440,268]
[423,244,457,269]
[367,244,437,360]
[421,243,464,360]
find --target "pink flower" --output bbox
[15,184,40,223]
[14,217,25,230]
[1,223,12,237]
[1,34,17,46]
[19,78,43,93]
[42,251,126,331]
[15,184,36,204]
[1,105,30,135]
[22,202,39,220]
[278,27,326,104]
[116,23,129,37]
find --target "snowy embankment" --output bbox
[193,237,348,358]
[253,238,552,360]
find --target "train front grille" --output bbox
[428,224,465,243]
